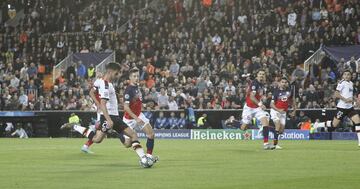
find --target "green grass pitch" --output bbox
[0,138,359,189]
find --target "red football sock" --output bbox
[85,140,94,147]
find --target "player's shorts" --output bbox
[122,113,150,131]
[100,115,128,133]
[241,104,269,125]
[335,107,358,120]
[270,109,286,126]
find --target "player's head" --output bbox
[342,69,352,81]
[105,62,121,81]
[280,77,289,89]
[129,67,140,84]
[256,69,266,83]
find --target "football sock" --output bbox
[273,130,280,146]
[118,132,125,144]
[146,138,154,155]
[263,126,269,144]
[327,121,335,132]
[84,140,94,148]
[355,124,360,145]
[73,125,85,134]
[73,125,95,140]
[132,141,145,158]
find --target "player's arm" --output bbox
[335,82,352,103]
[334,90,352,103]
[270,100,284,113]
[270,90,283,112]
[123,91,143,124]
[98,82,113,128]
[89,87,100,107]
[123,103,139,120]
[249,91,265,109]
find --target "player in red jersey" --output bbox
[123,68,158,162]
[240,70,273,150]
[270,77,296,149]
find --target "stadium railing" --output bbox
[0,108,353,137]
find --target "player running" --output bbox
[61,62,149,166]
[270,77,296,149]
[123,68,158,160]
[240,69,274,150]
[327,70,360,147]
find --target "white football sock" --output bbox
[73,125,85,134]
[132,142,145,158]
[356,126,360,145]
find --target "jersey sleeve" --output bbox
[93,79,101,90]
[124,87,134,104]
[250,81,259,93]
[98,80,110,100]
[271,89,278,102]
[336,82,343,92]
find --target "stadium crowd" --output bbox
[0,0,360,117]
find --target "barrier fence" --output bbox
[0,109,358,139]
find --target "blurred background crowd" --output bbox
[0,0,359,115]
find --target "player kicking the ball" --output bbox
[62,63,150,167]
[326,70,360,147]
[123,68,158,162]
[61,73,130,154]
[270,77,296,149]
[240,69,274,150]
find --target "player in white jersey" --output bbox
[62,63,149,166]
[327,70,360,147]
[62,75,130,154]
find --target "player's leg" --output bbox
[327,109,343,132]
[84,112,102,147]
[270,109,281,147]
[256,110,273,150]
[138,113,156,156]
[122,127,146,159]
[349,113,360,147]
[143,124,155,153]
[274,114,286,149]
[240,105,252,130]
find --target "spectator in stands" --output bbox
[155,111,168,129]
[168,96,179,110]
[87,64,96,78]
[18,90,28,111]
[157,88,169,109]
[168,112,178,129]
[77,61,86,78]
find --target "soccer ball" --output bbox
[140,156,154,168]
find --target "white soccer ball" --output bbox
[140,156,153,168]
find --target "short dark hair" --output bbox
[342,69,352,76]
[105,62,121,71]
[129,67,139,75]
